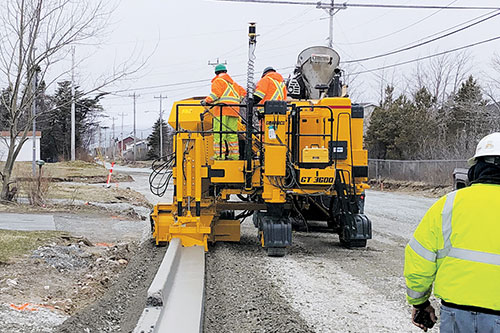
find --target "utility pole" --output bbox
[117,112,127,158]
[31,50,38,177]
[327,0,334,48]
[102,126,109,157]
[129,93,139,162]
[71,46,76,161]
[317,0,343,48]
[154,94,168,159]
[111,116,117,160]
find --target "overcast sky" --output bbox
[67,0,500,140]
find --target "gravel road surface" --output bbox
[204,189,439,332]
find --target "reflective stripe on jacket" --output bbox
[404,183,500,310]
[254,71,287,103]
[205,73,246,117]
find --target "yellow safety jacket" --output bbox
[404,183,500,310]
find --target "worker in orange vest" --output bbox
[201,64,246,160]
[253,67,287,104]
[253,67,287,136]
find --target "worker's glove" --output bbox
[200,100,208,107]
[411,301,437,332]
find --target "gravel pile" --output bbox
[204,223,314,333]
[55,241,166,333]
[32,244,93,271]
[0,304,68,333]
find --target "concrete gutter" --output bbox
[134,238,205,333]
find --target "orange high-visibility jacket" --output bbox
[204,73,246,117]
[254,71,287,103]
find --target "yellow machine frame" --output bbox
[149,96,371,256]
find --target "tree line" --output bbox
[1,81,104,162]
[365,54,500,160]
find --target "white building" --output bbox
[0,131,41,162]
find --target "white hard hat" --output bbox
[468,132,500,165]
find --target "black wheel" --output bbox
[266,247,287,257]
[220,210,235,220]
[340,238,367,248]
[290,215,308,231]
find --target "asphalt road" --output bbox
[0,213,55,231]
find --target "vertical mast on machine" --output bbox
[245,22,257,190]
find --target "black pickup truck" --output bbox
[453,168,470,190]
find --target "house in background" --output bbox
[116,136,136,154]
[123,140,148,161]
[0,131,41,161]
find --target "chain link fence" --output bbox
[368,159,469,185]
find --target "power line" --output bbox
[396,9,498,49]
[343,10,500,63]
[345,3,500,10]
[336,0,460,46]
[105,78,212,94]
[350,35,500,75]
[100,66,295,96]
[214,0,500,10]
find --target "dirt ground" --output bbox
[0,163,154,333]
[44,183,152,207]
[368,178,452,198]
[8,160,131,183]
[0,232,137,332]
[55,241,166,333]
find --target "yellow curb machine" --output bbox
[149,24,371,256]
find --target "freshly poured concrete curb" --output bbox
[134,238,205,333]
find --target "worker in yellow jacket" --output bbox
[201,64,246,160]
[404,132,500,332]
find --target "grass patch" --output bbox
[0,229,66,263]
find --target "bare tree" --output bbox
[483,53,500,131]
[412,51,472,105]
[0,0,143,200]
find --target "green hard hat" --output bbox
[215,64,227,73]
